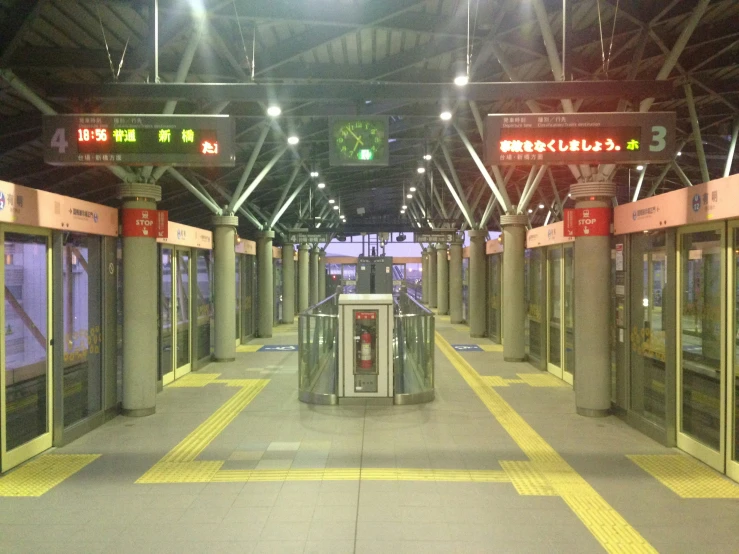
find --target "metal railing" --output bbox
[298,294,339,405]
[394,290,435,404]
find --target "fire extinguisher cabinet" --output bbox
[338,294,394,400]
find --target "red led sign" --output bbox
[485,112,675,165]
[563,207,611,237]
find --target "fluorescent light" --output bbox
[310,171,319,177]
[423,154,432,160]
[538,203,545,209]
[287,135,299,145]
[440,111,452,121]
[333,205,339,210]
[400,210,405,214]
[454,74,469,87]
[267,105,281,117]
[406,194,412,199]
[328,198,335,204]
[637,165,644,171]
[409,187,416,192]
[317,182,326,189]
[402,205,408,210]
[527,208,533,214]
[417,167,425,174]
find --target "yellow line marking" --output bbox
[483,376,510,387]
[0,454,100,497]
[211,467,509,483]
[167,373,222,387]
[436,331,657,554]
[628,454,739,499]
[137,379,268,484]
[480,344,504,352]
[236,344,262,352]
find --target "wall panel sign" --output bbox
[43,114,236,167]
[613,173,739,234]
[414,231,456,243]
[121,208,168,238]
[235,240,256,255]
[157,220,212,249]
[485,112,675,165]
[486,240,503,255]
[563,207,611,237]
[0,179,118,236]
[272,246,282,259]
[526,221,574,248]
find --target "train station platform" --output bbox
[1,319,738,554]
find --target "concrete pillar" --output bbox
[469,230,488,338]
[257,230,274,338]
[282,243,295,324]
[421,249,429,304]
[449,238,463,323]
[499,215,527,359]
[119,183,161,416]
[571,182,617,417]
[212,215,239,362]
[309,246,319,306]
[436,243,449,315]
[298,243,310,312]
[428,243,438,309]
[318,249,327,302]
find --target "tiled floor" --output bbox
[1,319,738,553]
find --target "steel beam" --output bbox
[48,81,673,103]
[271,177,310,228]
[518,166,547,213]
[227,123,272,213]
[167,168,222,215]
[231,145,289,213]
[438,143,475,227]
[671,161,693,188]
[632,166,648,202]
[684,82,710,184]
[724,118,739,178]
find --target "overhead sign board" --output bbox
[414,230,457,243]
[288,233,332,244]
[485,112,675,165]
[42,114,236,167]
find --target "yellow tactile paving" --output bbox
[628,454,739,499]
[482,376,510,387]
[167,373,222,387]
[137,378,268,483]
[236,344,262,353]
[500,461,557,496]
[517,373,569,388]
[436,332,657,554]
[0,454,100,497]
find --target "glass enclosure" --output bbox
[273,258,283,326]
[630,231,669,427]
[240,255,256,341]
[395,292,435,403]
[62,234,102,428]
[298,295,339,404]
[525,248,546,368]
[564,244,575,380]
[235,255,241,341]
[342,264,357,293]
[175,250,191,371]
[679,227,723,457]
[159,247,173,382]
[547,247,563,376]
[488,254,502,343]
[195,250,212,364]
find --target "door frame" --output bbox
[727,220,739,481]
[676,221,726,472]
[172,247,192,381]
[0,225,53,472]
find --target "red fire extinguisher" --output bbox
[359,328,373,369]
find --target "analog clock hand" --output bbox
[348,129,364,146]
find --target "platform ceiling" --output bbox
[0,0,737,239]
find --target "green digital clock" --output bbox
[328,116,389,166]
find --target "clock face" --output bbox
[329,117,389,166]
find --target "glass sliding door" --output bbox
[273,258,283,326]
[563,244,575,383]
[1,229,52,472]
[728,224,739,481]
[159,247,174,384]
[488,254,502,344]
[235,254,241,346]
[677,225,725,471]
[342,264,356,293]
[241,255,256,341]
[174,250,191,379]
[547,246,564,380]
[462,258,469,323]
[62,234,102,428]
[195,249,212,366]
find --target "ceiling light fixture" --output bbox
[440,111,452,121]
[317,182,326,189]
[287,135,299,145]
[310,171,319,177]
[333,205,339,210]
[409,187,416,192]
[454,74,469,87]
[406,194,412,199]
[417,167,425,174]
[267,105,281,117]
[636,165,644,171]
[328,198,335,204]
[528,208,533,214]
[423,154,432,161]
[538,203,545,209]
[402,205,408,210]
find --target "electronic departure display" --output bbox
[42,114,235,167]
[484,112,676,165]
